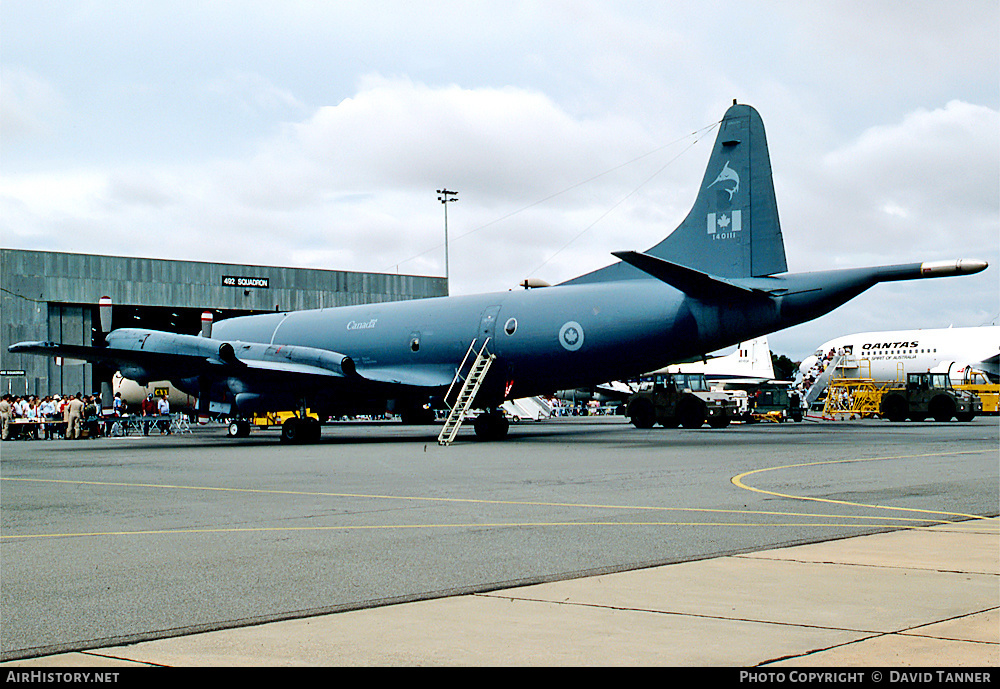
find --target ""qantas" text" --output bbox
[862,341,919,350]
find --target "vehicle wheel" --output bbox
[929,395,956,422]
[281,418,301,443]
[227,420,251,437]
[955,411,975,422]
[281,418,322,443]
[881,395,907,422]
[628,400,655,429]
[678,398,706,429]
[707,416,730,428]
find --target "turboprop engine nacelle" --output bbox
[105,328,356,383]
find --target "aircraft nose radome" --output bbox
[919,259,988,277]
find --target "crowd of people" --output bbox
[0,391,173,440]
[794,346,852,400]
[797,348,836,393]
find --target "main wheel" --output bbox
[400,405,436,424]
[929,396,956,422]
[628,399,655,429]
[881,395,907,422]
[678,398,706,429]
[473,411,510,440]
[280,417,322,443]
[280,418,298,443]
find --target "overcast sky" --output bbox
[2,1,997,360]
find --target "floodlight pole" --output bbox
[436,188,458,295]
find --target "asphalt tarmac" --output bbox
[1,416,997,666]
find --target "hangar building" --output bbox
[1,249,447,398]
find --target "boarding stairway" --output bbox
[803,353,864,407]
[502,395,553,421]
[438,339,495,446]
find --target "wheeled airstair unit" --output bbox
[438,339,495,445]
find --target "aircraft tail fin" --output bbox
[564,102,787,285]
[697,337,776,381]
[658,336,775,381]
[743,337,777,380]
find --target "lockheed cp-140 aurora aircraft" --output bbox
[8,102,988,442]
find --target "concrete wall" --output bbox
[1,249,447,396]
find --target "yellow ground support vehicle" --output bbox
[954,370,999,414]
[251,410,320,427]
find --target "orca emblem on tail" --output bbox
[708,161,740,200]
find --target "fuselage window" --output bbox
[504,318,517,336]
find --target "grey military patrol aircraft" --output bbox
[8,102,988,442]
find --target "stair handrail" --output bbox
[438,338,494,445]
[444,339,480,409]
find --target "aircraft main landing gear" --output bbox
[281,416,322,444]
[473,409,509,441]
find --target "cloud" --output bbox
[197,76,679,284]
[273,76,654,200]
[0,66,64,140]
[782,101,999,268]
[0,77,659,284]
[205,70,307,115]
[764,100,999,357]
[3,83,995,332]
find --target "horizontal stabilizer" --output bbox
[611,251,768,300]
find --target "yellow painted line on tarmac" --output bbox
[0,476,953,522]
[0,473,970,541]
[1,520,936,541]
[731,449,995,521]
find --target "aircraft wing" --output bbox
[6,339,235,384]
[8,328,358,386]
[8,341,139,369]
[7,328,461,392]
[980,353,1000,380]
